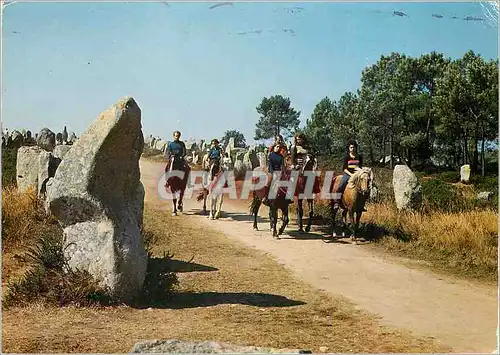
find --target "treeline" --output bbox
[303,50,498,175]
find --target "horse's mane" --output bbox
[347,167,372,190]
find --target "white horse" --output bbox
[198,154,233,220]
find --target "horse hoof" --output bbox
[305,226,311,233]
[352,240,358,245]
[178,206,183,212]
[342,231,346,237]
[331,232,337,238]
[298,228,304,233]
[253,227,258,231]
[172,212,177,216]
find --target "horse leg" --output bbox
[202,191,208,215]
[215,193,223,219]
[305,199,313,233]
[270,205,278,238]
[172,196,178,216]
[177,189,184,212]
[297,198,304,232]
[341,209,348,237]
[278,204,289,236]
[252,195,261,230]
[330,202,340,237]
[348,209,357,244]
[208,192,215,220]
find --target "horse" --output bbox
[249,167,294,238]
[329,167,373,244]
[197,155,232,219]
[294,153,321,233]
[165,155,191,216]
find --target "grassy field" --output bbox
[1,190,448,353]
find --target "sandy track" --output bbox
[140,159,498,353]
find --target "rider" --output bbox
[268,134,288,157]
[165,130,187,170]
[290,132,313,171]
[332,139,366,210]
[205,138,224,172]
[262,144,285,205]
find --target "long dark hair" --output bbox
[346,139,358,151]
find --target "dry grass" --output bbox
[287,197,498,282]
[2,186,62,284]
[361,202,498,282]
[2,201,449,353]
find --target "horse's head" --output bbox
[300,153,317,175]
[348,167,373,196]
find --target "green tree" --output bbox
[304,97,337,155]
[433,50,498,174]
[254,95,301,140]
[221,130,247,148]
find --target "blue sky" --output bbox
[1,1,498,144]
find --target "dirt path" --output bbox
[141,159,497,353]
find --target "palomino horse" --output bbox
[197,155,232,219]
[165,155,191,216]
[329,167,373,244]
[250,167,294,238]
[294,153,321,233]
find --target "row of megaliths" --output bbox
[2,126,78,149]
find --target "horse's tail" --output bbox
[249,191,260,213]
[196,188,208,202]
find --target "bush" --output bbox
[2,186,58,251]
[2,146,18,187]
[4,233,113,308]
[421,178,462,212]
[436,171,460,183]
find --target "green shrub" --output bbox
[4,233,113,308]
[421,178,464,213]
[437,171,460,183]
[2,147,18,187]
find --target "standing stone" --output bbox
[62,126,68,144]
[46,97,147,302]
[393,165,422,211]
[257,152,267,169]
[460,164,471,183]
[68,132,77,144]
[37,128,56,151]
[56,132,63,146]
[16,146,43,192]
[10,130,24,148]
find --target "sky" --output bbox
[1,1,498,144]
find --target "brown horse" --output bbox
[294,153,321,233]
[165,155,191,216]
[329,167,373,244]
[250,167,294,238]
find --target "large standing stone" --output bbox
[16,146,43,192]
[393,165,422,211]
[460,164,471,183]
[46,97,147,302]
[37,128,56,151]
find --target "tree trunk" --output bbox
[382,128,386,167]
[389,115,394,170]
[481,124,486,177]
